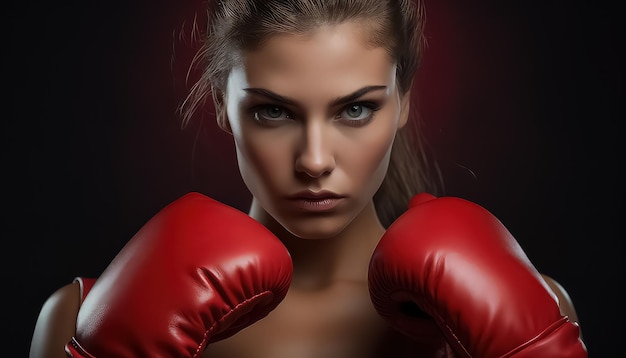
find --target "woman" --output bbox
[30,1,586,357]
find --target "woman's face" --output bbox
[222,21,410,239]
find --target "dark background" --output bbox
[7,0,622,356]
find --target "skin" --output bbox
[28,21,583,358]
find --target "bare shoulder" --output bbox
[29,281,81,358]
[540,273,579,323]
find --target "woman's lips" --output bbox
[287,191,345,212]
[289,197,344,212]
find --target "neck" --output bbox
[248,198,385,289]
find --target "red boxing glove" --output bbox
[368,193,587,357]
[65,192,292,357]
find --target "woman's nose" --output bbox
[294,121,336,178]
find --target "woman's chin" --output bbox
[280,216,352,241]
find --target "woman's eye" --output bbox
[253,105,292,123]
[346,105,365,118]
[337,103,378,126]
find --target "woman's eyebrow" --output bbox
[242,85,388,107]
[243,88,297,106]
[330,85,388,107]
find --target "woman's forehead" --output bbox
[232,22,397,96]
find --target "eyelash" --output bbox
[251,102,380,127]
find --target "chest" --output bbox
[202,283,454,358]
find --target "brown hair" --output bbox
[180,0,442,227]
